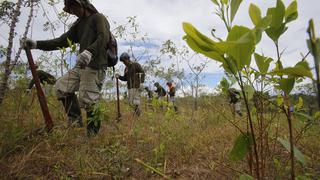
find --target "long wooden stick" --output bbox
[116,77,121,121]
[25,48,53,131]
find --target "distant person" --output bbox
[228,88,242,117]
[116,52,145,116]
[145,87,153,102]
[145,87,154,110]
[154,82,166,100]
[23,0,111,135]
[153,82,166,109]
[166,82,178,112]
[26,65,56,95]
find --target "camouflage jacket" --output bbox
[37,13,110,69]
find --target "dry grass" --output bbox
[0,89,319,179]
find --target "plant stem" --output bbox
[275,40,295,179]
[238,71,260,180]
[284,95,295,180]
[307,19,320,109]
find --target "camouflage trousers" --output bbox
[128,88,141,106]
[55,66,106,109]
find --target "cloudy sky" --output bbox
[95,0,320,88]
[1,0,320,90]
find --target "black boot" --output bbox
[60,93,83,127]
[87,110,101,137]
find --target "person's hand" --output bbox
[20,38,37,49]
[115,73,120,79]
[76,50,92,68]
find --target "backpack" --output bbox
[106,33,118,68]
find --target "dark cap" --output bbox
[120,52,130,62]
[63,0,98,14]
[63,0,80,13]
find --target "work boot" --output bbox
[133,105,141,117]
[87,110,101,137]
[60,93,83,127]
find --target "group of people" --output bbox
[22,0,243,137]
[114,52,178,116]
[22,0,178,137]
[150,82,178,112]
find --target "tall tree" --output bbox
[0,0,34,105]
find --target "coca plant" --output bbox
[182,0,313,179]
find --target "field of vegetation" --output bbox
[0,88,319,179]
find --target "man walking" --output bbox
[154,82,166,109]
[23,0,111,136]
[154,82,166,99]
[116,52,145,116]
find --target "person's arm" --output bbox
[86,14,110,56]
[36,23,78,51]
[37,70,56,85]
[118,67,128,81]
[119,69,127,81]
[119,75,127,81]
[27,70,43,89]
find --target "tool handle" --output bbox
[25,48,53,131]
[116,77,121,120]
